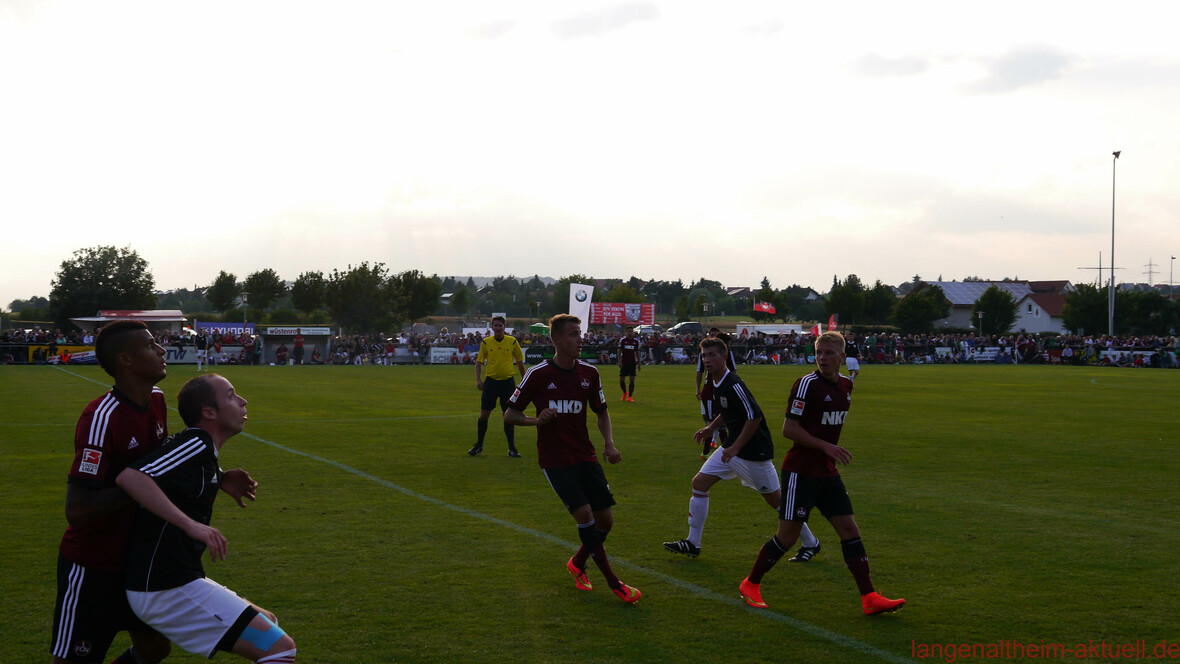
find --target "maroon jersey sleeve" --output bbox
[588,367,606,413]
[68,394,121,488]
[509,362,542,412]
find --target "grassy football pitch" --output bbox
[2,363,1177,663]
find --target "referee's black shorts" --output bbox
[480,377,516,412]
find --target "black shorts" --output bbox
[480,377,516,412]
[52,553,157,663]
[618,362,637,377]
[778,471,854,522]
[542,462,617,513]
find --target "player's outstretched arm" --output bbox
[116,468,228,561]
[782,418,853,465]
[504,406,554,427]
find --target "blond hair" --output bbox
[814,330,846,351]
[548,313,581,338]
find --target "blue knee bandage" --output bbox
[240,616,286,651]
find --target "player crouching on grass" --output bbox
[504,314,641,604]
[738,331,905,616]
[116,374,298,662]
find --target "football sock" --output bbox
[748,535,790,584]
[503,422,515,447]
[619,378,627,394]
[476,418,488,446]
[841,537,874,595]
[628,379,635,396]
[687,491,709,546]
[572,520,602,569]
[111,647,150,664]
[798,523,819,548]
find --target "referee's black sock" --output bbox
[476,418,488,446]
[503,422,515,448]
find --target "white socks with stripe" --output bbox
[256,648,296,663]
[798,522,819,548]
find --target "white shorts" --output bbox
[127,578,252,658]
[698,449,780,494]
[196,349,207,358]
[845,357,860,371]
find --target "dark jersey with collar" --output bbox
[59,386,168,574]
[124,428,222,592]
[710,370,774,461]
[508,359,606,469]
[783,370,853,478]
[845,340,860,358]
[618,337,640,364]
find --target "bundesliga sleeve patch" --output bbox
[79,449,102,475]
[790,399,805,416]
[509,388,521,403]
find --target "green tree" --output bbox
[243,268,288,310]
[325,262,401,333]
[972,286,1019,335]
[450,285,471,317]
[892,285,950,333]
[392,270,444,322]
[863,280,898,324]
[291,271,327,315]
[826,274,866,324]
[673,295,691,322]
[47,246,157,326]
[604,283,644,303]
[205,271,241,313]
[693,293,709,315]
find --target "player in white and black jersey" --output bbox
[194,331,208,371]
[845,334,861,381]
[664,337,819,558]
[117,374,297,663]
[694,329,736,458]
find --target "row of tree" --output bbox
[6,246,1178,336]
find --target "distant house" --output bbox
[1013,293,1067,334]
[726,286,752,301]
[915,280,1074,332]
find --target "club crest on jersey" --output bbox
[79,449,102,475]
[719,396,728,408]
[74,641,92,657]
[790,399,805,416]
[548,399,583,414]
[796,507,807,518]
[581,378,590,389]
[156,422,165,438]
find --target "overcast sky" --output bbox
[3,1,1178,310]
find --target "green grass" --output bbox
[2,364,1177,663]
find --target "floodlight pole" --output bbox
[241,291,248,331]
[1171,255,1175,301]
[977,310,985,337]
[1108,151,1120,337]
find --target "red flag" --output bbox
[754,300,776,314]
[828,314,838,331]
[809,324,821,337]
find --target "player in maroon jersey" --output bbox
[738,331,905,615]
[504,314,641,603]
[51,321,173,664]
[51,321,259,664]
[617,328,641,402]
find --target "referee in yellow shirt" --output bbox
[468,316,527,457]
